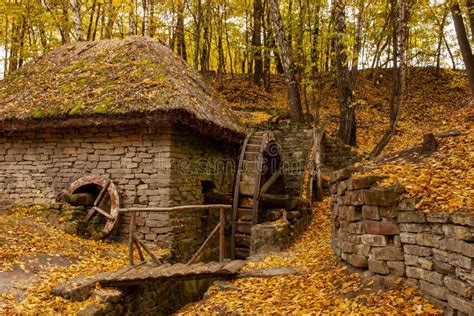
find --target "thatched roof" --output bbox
[0,37,246,142]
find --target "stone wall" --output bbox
[0,124,172,209]
[258,120,360,197]
[0,124,238,263]
[78,278,217,316]
[331,169,474,314]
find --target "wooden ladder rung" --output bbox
[235,247,250,258]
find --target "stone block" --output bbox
[399,223,429,233]
[337,180,348,196]
[442,225,474,241]
[400,232,417,244]
[349,254,368,268]
[361,234,388,247]
[363,220,399,235]
[354,244,371,256]
[330,168,354,184]
[398,199,418,211]
[387,261,405,276]
[416,233,442,248]
[404,254,418,266]
[417,257,434,270]
[419,280,448,301]
[348,222,365,234]
[444,276,473,298]
[440,238,474,258]
[451,213,474,227]
[447,294,474,315]
[362,206,380,220]
[404,245,432,257]
[347,176,386,191]
[372,246,404,261]
[363,187,401,206]
[368,259,389,274]
[398,211,426,223]
[433,260,454,275]
[406,267,423,279]
[379,206,398,219]
[426,212,450,223]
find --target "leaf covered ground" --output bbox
[180,198,439,314]
[0,206,168,314]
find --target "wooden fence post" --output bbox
[128,212,136,267]
[219,208,225,262]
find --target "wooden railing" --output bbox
[118,205,232,267]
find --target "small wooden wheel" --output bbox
[68,175,120,237]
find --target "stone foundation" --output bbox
[331,169,474,314]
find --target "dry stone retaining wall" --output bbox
[331,169,474,314]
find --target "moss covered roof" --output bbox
[0,37,246,141]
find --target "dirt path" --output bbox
[180,199,440,314]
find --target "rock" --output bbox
[444,276,473,299]
[433,260,454,275]
[426,212,450,223]
[406,267,423,279]
[404,254,419,266]
[404,245,432,257]
[422,133,439,152]
[447,294,474,315]
[346,176,387,191]
[419,280,447,300]
[398,199,418,211]
[442,225,474,241]
[78,304,105,316]
[362,187,401,206]
[451,213,474,227]
[362,206,380,220]
[361,234,388,247]
[379,206,398,219]
[350,254,368,268]
[398,211,426,223]
[400,232,417,244]
[363,220,399,235]
[440,238,474,258]
[330,168,354,184]
[354,244,371,256]
[417,257,434,270]
[387,261,405,276]
[372,246,404,261]
[415,233,442,248]
[399,223,429,233]
[91,288,123,303]
[368,260,389,274]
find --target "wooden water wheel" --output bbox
[68,175,121,237]
[231,131,282,259]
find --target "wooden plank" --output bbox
[235,234,250,247]
[235,247,250,258]
[237,208,253,221]
[244,151,259,160]
[241,172,258,184]
[133,234,161,265]
[239,181,255,196]
[231,133,253,259]
[119,204,231,213]
[236,222,252,234]
[246,144,261,152]
[94,179,110,207]
[252,132,267,224]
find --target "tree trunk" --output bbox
[451,1,474,94]
[252,0,264,84]
[176,0,187,61]
[370,0,415,159]
[70,0,83,41]
[333,0,356,146]
[269,0,304,122]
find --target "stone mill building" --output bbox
[0,37,246,258]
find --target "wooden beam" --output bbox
[133,234,161,265]
[259,168,282,197]
[219,208,226,262]
[128,212,136,267]
[119,204,231,213]
[187,222,221,265]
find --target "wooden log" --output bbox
[133,235,161,265]
[128,212,136,267]
[259,168,282,197]
[66,193,96,206]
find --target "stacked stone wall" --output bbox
[331,169,474,314]
[258,120,360,196]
